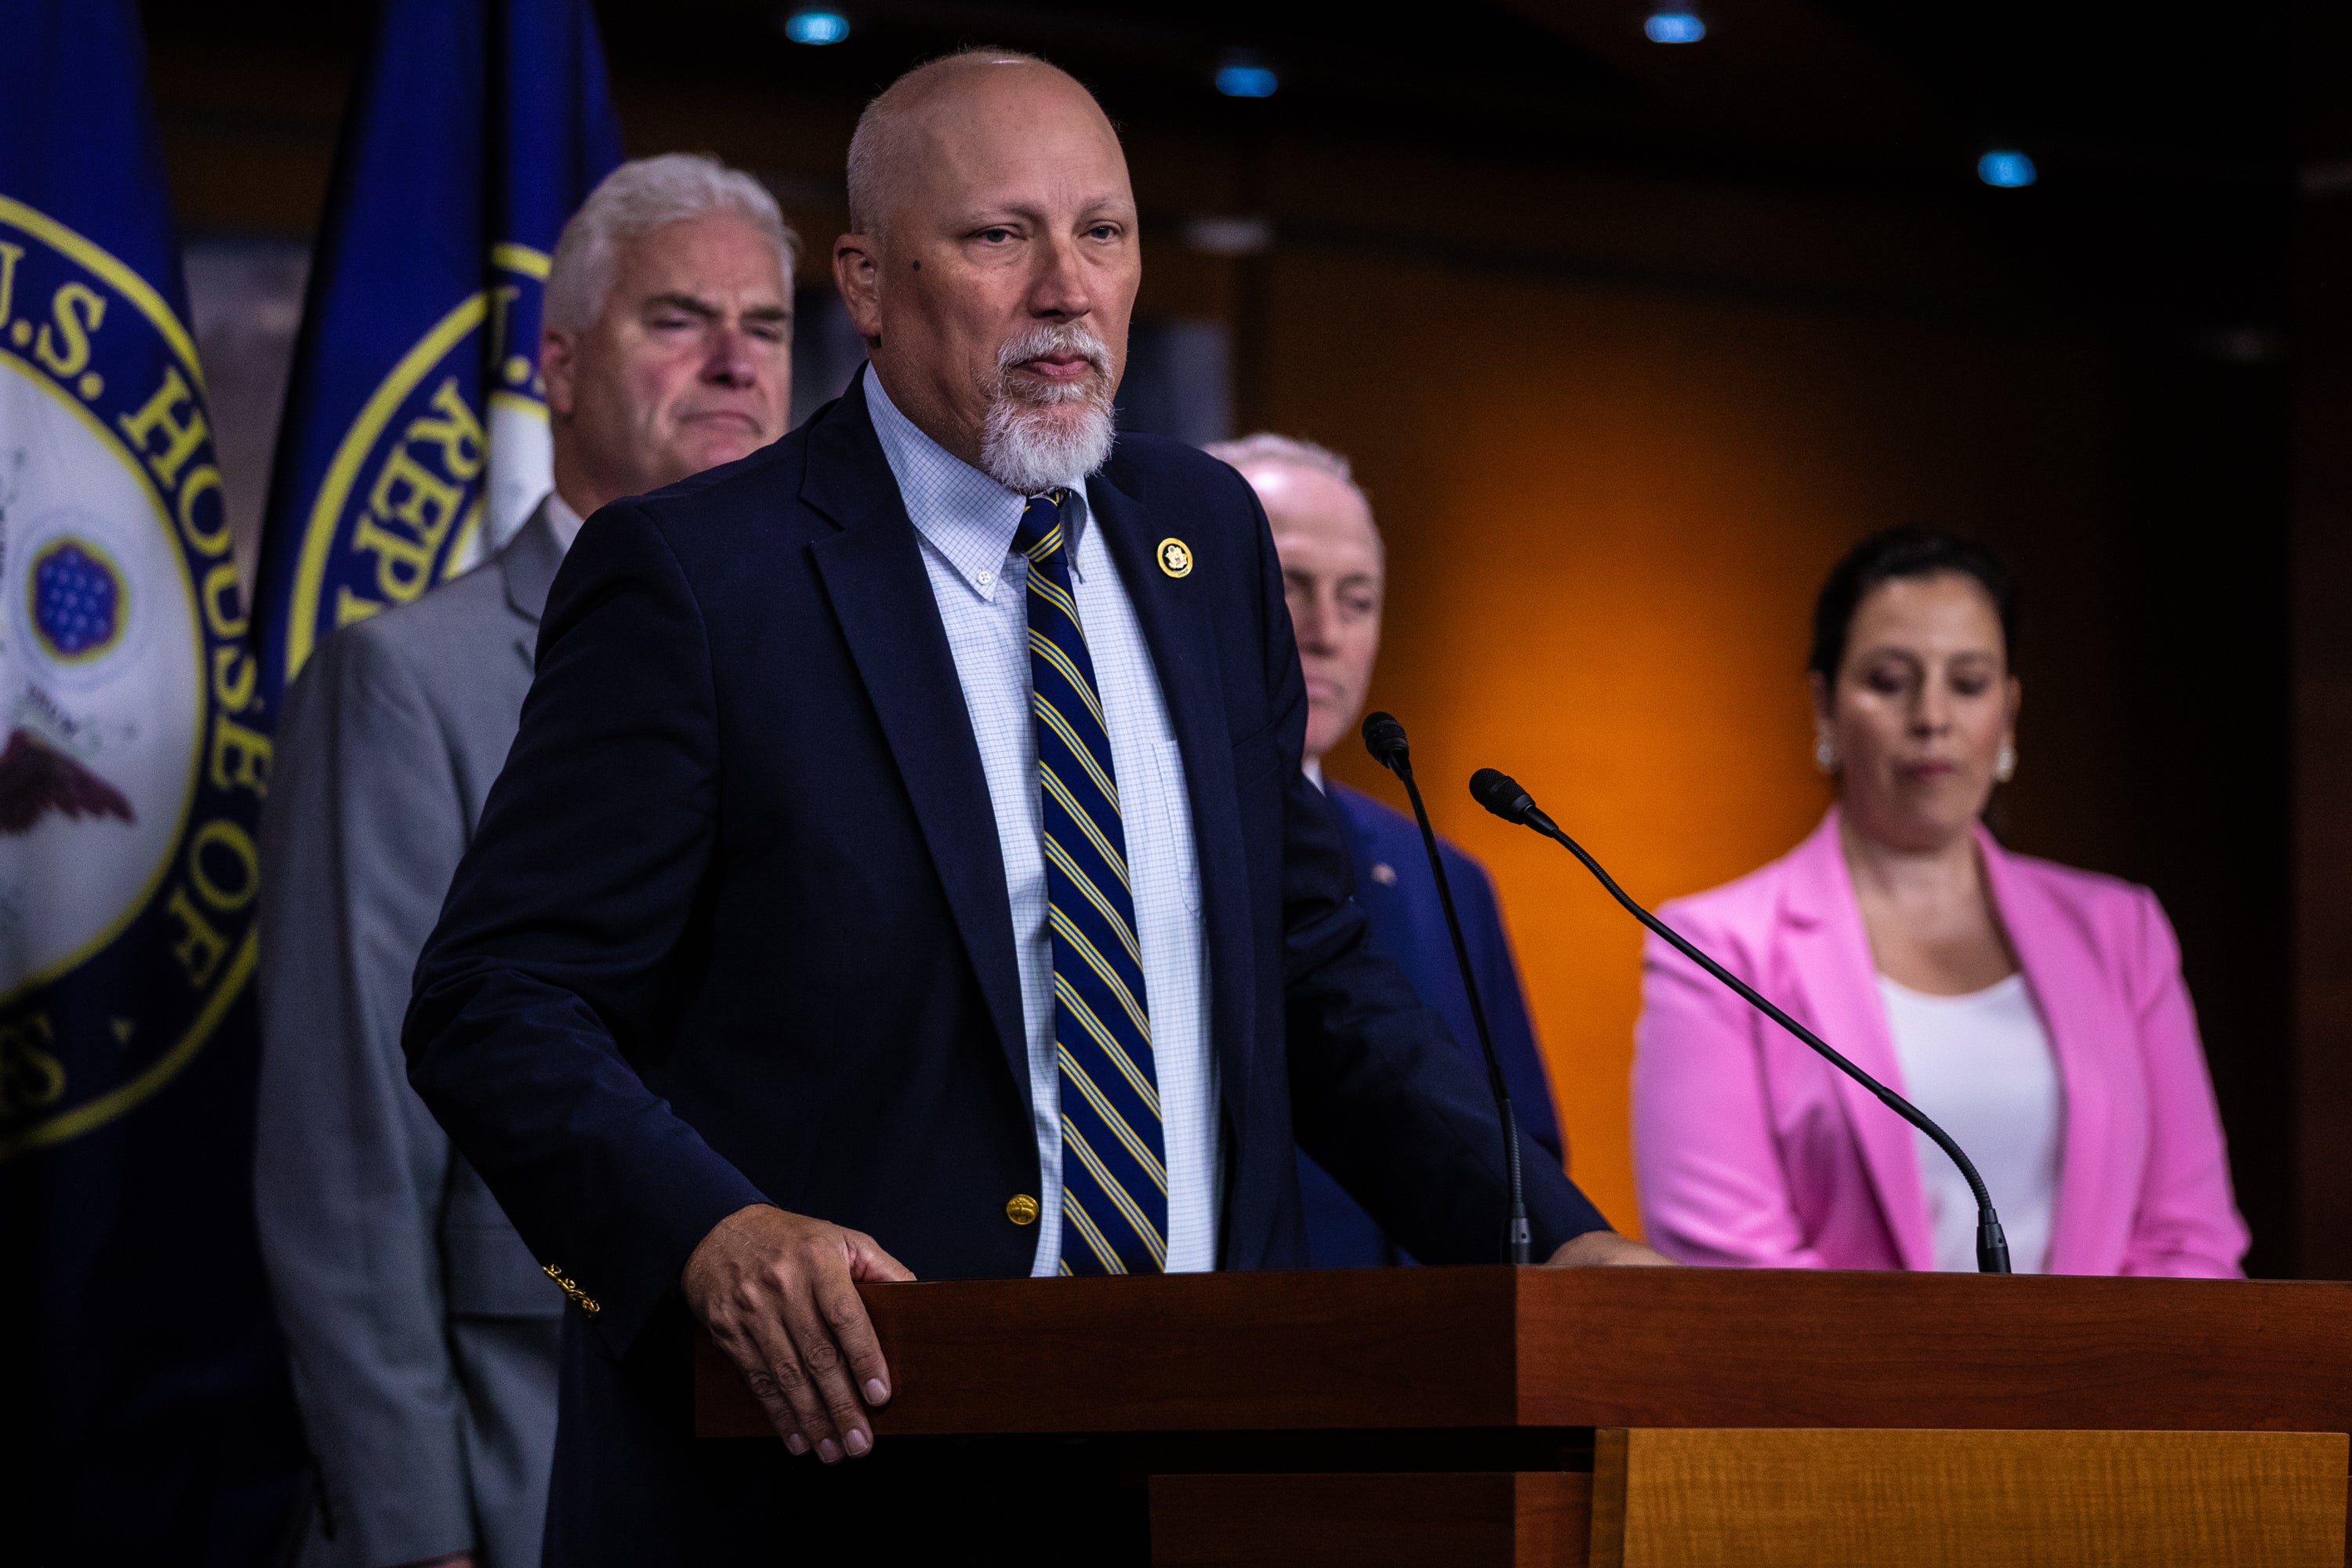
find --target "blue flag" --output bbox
[251,0,623,706]
[0,0,302,1556]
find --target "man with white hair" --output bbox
[404,52,1659,1563]
[255,153,793,1568]
[1207,433,1564,1267]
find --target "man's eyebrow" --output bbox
[962,198,1134,226]
[951,205,1041,231]
[642,292,792,325]
[953,194,1132,229]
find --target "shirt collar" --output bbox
[1302,755,1326,791]
[864,362,1091,600]
[543,488,587,554]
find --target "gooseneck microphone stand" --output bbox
[1360,713,1532,1265]
[1468,767,2011,1276]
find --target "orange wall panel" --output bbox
[1279,252,2119,1234]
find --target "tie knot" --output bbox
[1013,489,1070,563]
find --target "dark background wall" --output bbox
[143,1,2303,1271]
[2294,3,2352,1282]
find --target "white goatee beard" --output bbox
[978,325,1118,494]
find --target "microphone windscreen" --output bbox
[1469,768,1534,822]
[1360,711,1409,769]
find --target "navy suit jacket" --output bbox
[402,377,1610,1561]
[1298,781,1563,1268]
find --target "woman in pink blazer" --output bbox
[1633,529,2248,1276]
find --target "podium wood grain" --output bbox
[695,1267,2352,1439]
[1588,1428,2350,1567]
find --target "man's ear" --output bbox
[540,328,578,419]
[833,234,884,344]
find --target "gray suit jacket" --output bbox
[256,503,567,1568]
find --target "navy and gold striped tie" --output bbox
[1014,490,1168,1276]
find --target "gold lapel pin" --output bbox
[1157,538,1193,579]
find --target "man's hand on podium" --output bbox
[1544,1230,1675,1267]
[684,1203,916,1464]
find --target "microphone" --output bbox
[1469,768,2013,1276]
[1360,713,1532,1265]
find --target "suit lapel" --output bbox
[1978,826,2111,1275]
[1783,811,1937,1271]
[1326,783,1405,933]
[1087,462,1258,1116]
[499,496,562,671]
[803,381,1032,1111]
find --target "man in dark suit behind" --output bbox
[403,47,1664,1564]
[1207,434,1564,1269]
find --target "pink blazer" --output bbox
[1632,809,2248,1276]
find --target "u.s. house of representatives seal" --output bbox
[0,197,266,1158]
[276,241,552,694]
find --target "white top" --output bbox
[1877,973,2063,1274]
[865,365,1220,1275]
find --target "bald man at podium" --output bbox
[404,48,1661,1565]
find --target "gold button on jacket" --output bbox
[1005,1193,1040,1226]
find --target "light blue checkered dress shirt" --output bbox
[863,365,1221,1275]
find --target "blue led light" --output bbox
[1978,150,2038,188]
[1644,11,1706,43]
[1215,64,1278,98]
[783,9,849,44]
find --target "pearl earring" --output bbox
[1995,742,2016,784]
[1814,737,1838,775]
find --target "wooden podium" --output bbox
[695,1269,2352,1563]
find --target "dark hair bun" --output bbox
[1808,527,2016,682]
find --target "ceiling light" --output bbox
[782,9,849,45]
[1184,215,1273,256]
[1977,150,2038,188]
[1215,63,1278,98]
[1644,11,1706,43]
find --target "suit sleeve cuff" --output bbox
[584,1153,771,1359]
[1523,1142,1614,1254]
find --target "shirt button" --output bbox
[1006,1193,1040,1226]
[977,569,993,586]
